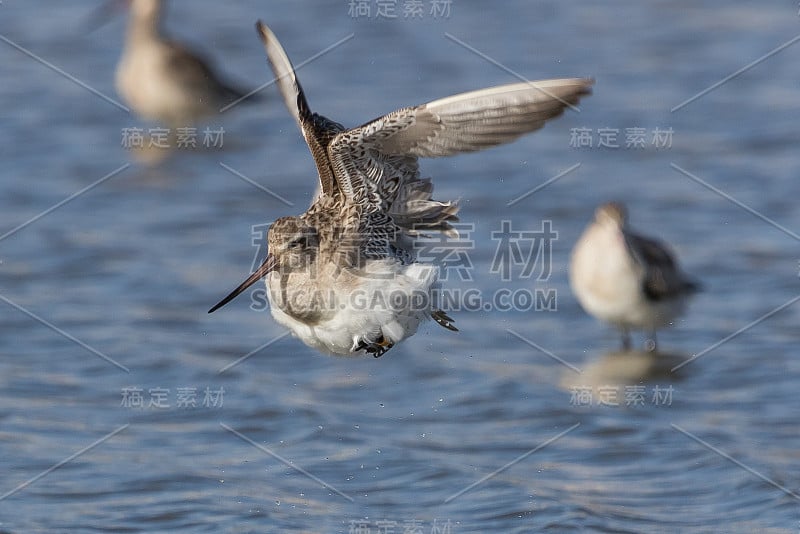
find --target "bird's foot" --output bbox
[357,336,394,358]
[432,309,458,332]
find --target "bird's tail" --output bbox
[389,177,460,238]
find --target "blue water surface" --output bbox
[0,1,798,532]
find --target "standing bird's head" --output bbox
[595,201,628,229]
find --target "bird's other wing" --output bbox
[255,21,304,127]
[325,78,593,229]
[256,21,343,196]
[371,78,593,158]
[625,232,699,300]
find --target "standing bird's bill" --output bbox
[209,21,593,357]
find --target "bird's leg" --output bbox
[621,327,632,351]
[357,335,394,358]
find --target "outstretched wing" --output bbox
[625,232,700,300]
[256,21,343,196]
[326,78,594,210]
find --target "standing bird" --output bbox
[209,21,593,357]
[569,202,700,352]
[114,0,254,127]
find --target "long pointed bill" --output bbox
[208,254,277,313]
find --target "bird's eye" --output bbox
[289,236,307,249]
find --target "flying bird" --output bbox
[209,21,593,357]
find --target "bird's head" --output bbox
[129,0,163,20]
[268,216,320,273]
[208,216,319,314]
[595,201,628,228]
[85,0,163,32]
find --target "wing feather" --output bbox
[625,232,699,300]
[257,21,341,196]
[382,79,593,157]
[327,78,593,208]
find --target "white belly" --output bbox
[267,261,439,356]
